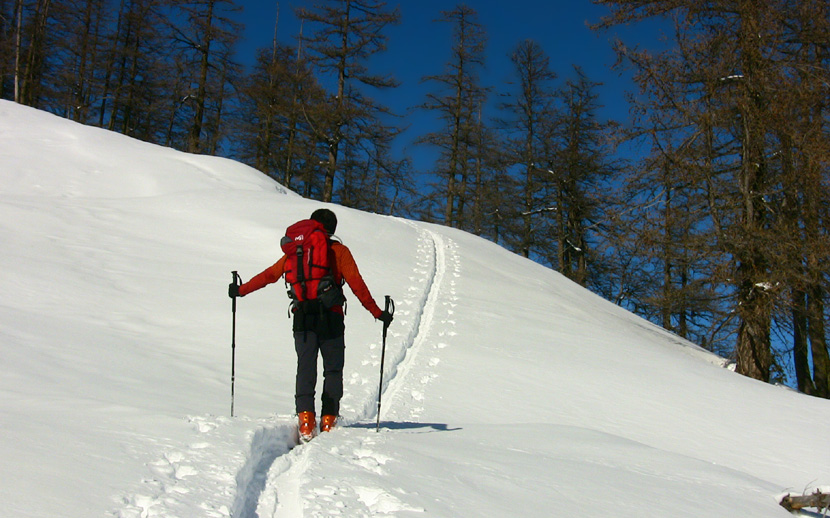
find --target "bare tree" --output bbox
[549,67,619,287]
[235,42,324,191]
[296,0,400,202]
[103,0,176,140]
[594,0,830,390]
[47,0,110,121]
[0,0,22,99]
[169,0,241,154]
[15,0,52,106]
[419,4,487,228]
[498,38,556,258]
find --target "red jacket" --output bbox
[239,242,382,318]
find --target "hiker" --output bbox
[228,208,393,441]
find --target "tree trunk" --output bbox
[807,285,830,398]
[735,258,772,382]
[662,180,673,331]
[733,2,772,381]
[13,0,23,102]
[21,0,52,106]
[780,491,830,513]
[321,0,350,203]
[189,0,215,154]
[792,288,815,394]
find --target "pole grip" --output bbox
[231,271,241,312]
[382,295,395,337]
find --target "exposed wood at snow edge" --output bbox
[780,490,830,513]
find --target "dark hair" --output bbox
[310,208,337,234]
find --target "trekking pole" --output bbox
[376,295,395,432]
[230,271,242,417]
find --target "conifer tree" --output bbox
[419,5,487,229]
[0,0,23,99]
[171,0,241,154]
[550,67,618,287]
[498,38,556,258]
[103,0,176,141]
[594,0,829,390]
[236,42,326,195]
[15,0,52,106]
[295,0,400,203]
[47,0,109,122]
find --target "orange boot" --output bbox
[298,411,316,442]
[320,415,337,433]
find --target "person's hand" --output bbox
[378,310,393,326]
[228,282,240,299]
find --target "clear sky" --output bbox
[233,1,669,171]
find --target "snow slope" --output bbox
[1,100,828,518]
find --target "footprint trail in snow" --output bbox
[255,223,460,517]
[113,221,459,517]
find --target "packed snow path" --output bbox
[369,222,458,425]
[115,221,460,517]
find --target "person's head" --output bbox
[311,208,337,235]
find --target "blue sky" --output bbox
[233,1,670,171]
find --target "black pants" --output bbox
[294,330,345,416]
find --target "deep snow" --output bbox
[1,100,828,518]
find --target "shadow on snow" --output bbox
[349,421,462,433]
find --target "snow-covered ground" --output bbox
[1,100,828,518]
